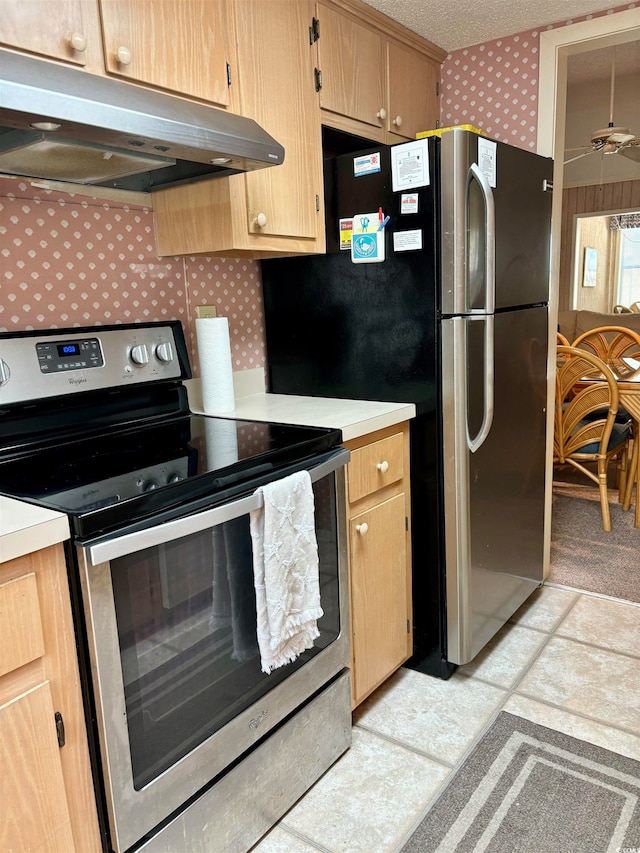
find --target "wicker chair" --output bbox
[554,346,631,532]
[556,331,570,346]
[571,325,640,381]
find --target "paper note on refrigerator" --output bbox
[391,139,429,192]
[477,138,497,187]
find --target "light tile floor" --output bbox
[251,584,640,853]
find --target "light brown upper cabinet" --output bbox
[98,0,233,107]
[0,0,103,68]
[154,0,325,258]
[315,4,386,135]
[316,0,446,143]
[386,41,442,142]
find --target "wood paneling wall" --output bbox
[574,216,611,312]
[559,179,640,311]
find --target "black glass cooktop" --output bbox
[0,414,341,539]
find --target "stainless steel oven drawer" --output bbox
[139,670,352,853]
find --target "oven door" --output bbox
[75,448,349,853]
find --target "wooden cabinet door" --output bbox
[99,0,232,107]
[0,546,101,853]
[0,682,75,852]
[0,0,94,65]
[316,3,385,132]
[387,42,440,140]
[235,0,323,243]
[350,494,408,704]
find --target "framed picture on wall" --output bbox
[583,247,598,287]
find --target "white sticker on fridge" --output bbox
[353,153,381,176]
[391,138,430,192]
[401,193,419,214]
[477,138,497,187]
[393,230,423,252]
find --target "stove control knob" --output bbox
[142,479,160,491]
[155,342,174,364]
[130,344,150,365]
[167,472,183,484]
[0,359,10,386]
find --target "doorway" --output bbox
[537,9,640,604]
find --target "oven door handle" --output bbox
[83,447,350,565]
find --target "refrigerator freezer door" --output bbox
[441,306,547,665]
[440,130,552,315]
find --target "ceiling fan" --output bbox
[564,52,640,165]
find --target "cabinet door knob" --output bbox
[356,522,369,536]
[254,212,268,228]
[376,107,387,120]
[393,115,403,127]
[377,460,389,474]
[69,32,87,52]
[116,45,133,66]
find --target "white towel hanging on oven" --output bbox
[249,470,323,674]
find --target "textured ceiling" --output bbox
[360,0,630,51]
[567,40,640,82]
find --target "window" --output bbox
[617,226,640,308]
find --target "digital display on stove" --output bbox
[58,343,81,357]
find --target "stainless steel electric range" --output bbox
[0,321,351,853]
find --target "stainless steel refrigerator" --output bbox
[261,128,553,677]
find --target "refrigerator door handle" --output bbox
[467,314,495,453]
[467,163,496,314]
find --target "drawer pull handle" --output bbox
[377,460,389,474]
[376,107,387,120]
[356,522,369,536]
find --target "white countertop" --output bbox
[186,378,416,442]
[217,394,415,441]
[0,496,70,564]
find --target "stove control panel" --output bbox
[0,322,188,406]
[36,337,104,374]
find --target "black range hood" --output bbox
[0,49,285,193]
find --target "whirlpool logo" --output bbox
[68,377,88,386]
[248,709,269,730]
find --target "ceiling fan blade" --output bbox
[564,150,594,165]
[619,145,640,163]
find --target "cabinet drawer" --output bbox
[347,432,403,503]
[0,573,45,677]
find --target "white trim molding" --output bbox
[537,9,640,159]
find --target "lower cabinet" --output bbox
[0,544,101,852]
[344,423,412,707]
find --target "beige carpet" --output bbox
[549,478,639,604]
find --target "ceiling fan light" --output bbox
[590,125,629,144]
[609,131,635,145]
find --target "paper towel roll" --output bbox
[196,317,236,414]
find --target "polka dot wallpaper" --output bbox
[441,2,638,151]
[1,4,636,380]
[0,178,264,376]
